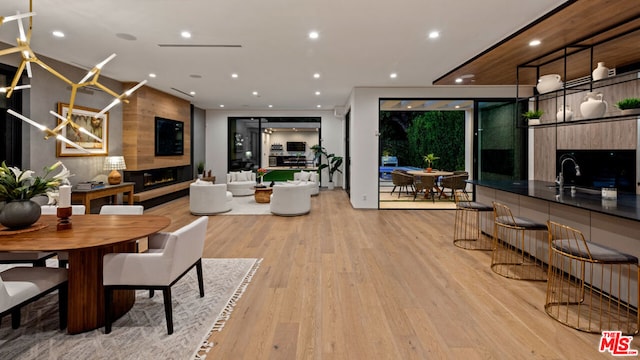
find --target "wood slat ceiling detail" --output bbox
[433,0,640,87]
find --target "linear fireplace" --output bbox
[556,150,637,193]
[124,165,193,193]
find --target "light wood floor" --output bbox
[145,190,634,359]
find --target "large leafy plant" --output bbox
[0,161,71,201]
[311,145,343,183]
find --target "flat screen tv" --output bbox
[155,117,184,156]
[286,141,306,152]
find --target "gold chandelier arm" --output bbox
[5,59,29,98]
[32,58,75,86]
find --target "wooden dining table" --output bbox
[0,214,171,334]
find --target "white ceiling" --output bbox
[0,0,565,112]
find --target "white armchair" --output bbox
[103,216,208,335]
[189,181,232,214]
[0,266,68,329]
[270,184,311,216]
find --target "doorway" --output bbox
[378,99,469,209]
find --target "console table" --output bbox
[72,182,135,214]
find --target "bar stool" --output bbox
[491,202,548,281]
[453,190,493,250]
[546,221,639,335]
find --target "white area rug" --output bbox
[0,258,261,360]
[221,195,271,215]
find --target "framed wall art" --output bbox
[56,103,108,156]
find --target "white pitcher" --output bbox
[580,92,607,119]
[556,105,573,121]
[536,74,563,94]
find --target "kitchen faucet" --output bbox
[556,155,581,192]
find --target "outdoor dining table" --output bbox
[406,170,454,198]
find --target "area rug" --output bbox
[0,258,262,360]
[221,195,271,215]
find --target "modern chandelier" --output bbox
[0,0,147,152]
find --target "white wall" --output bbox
[205,110,342,186]
[348,86,526,209]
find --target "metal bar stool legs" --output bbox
[453,190,493,250]
[491,201,548,281]
[546,221,639,335]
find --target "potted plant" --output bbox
[615,98,640,115]
[196,162,205,178]
[523,110,544,125]
[311,145,343,190]
[423,153,439,173]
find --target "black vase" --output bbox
[0,200,42,229]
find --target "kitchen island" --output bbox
[469,179,639,307]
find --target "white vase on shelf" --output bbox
[536,74,563,94]
[592,62,609,81]
[556,105,573,121]
[580,92,608,119]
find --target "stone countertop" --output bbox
[468,180,640,222]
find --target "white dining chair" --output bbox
[40,205,86,268]
[103,216,208,335]
[0,266,68,329]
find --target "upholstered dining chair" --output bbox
[40,205,86,268]
[0,266,68,329]
[102,216,208,335]
[99,204,146,251]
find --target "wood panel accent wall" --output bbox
[533,127,556,182]
[122,84,191,170]
[557,120,637,150]
[534,120,636,182]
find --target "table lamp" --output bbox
[103,156,126,185]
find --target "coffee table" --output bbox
[254,187,273,203]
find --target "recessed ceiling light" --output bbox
[390,73,397,79]
[252,91,259,96]
[428,31,440,39]
[268,104,273,108]
[529,39,541,46]
[52,30,64,38]
[190,91,196,96]
[148,73,157,78]
[181,31,191,39]
[219,104,225,108]
[316,105,321,108]
[315,91,321,95]
[308,31,319,39]
[231,73,238,78]
[455,78,463,83]
[313,73,320,79]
